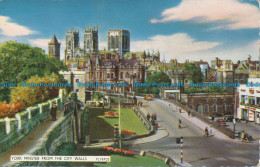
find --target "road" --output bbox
[126,99,259,166]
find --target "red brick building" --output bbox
[181,93,235,116]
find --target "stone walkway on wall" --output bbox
[0,110,63,165]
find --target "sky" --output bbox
[0,0,259,63]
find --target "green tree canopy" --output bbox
[184,62,203,83]
[0,41,68,102]
[146,71,171,84]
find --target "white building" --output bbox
[237,78,260,124]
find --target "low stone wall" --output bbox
[4,112,74,166]
[134,150,177,167]
[133,106,153,132]
[0,88,68,154]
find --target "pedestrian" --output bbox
[204,127,209,137]
[147,113,151,121]
[188,111,191,117]
[154,113,157,120]
[169,104,170,107]
[241,131,246,142]
[209,124,213,136]
[178,107,182,113]
[155,121,158,129]
[178,119,181,128]
[51,104,57,121]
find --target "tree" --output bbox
[184,62,203,83]
[146,71,171,84]
[0,41,67,102]
[135,72,171,95]
[10,73,68,108]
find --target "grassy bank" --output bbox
[89,107,148,139]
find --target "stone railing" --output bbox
[0,89,67,153]
[133,105,153,132]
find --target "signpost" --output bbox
[233,118,236,139]
[176,136,183,163]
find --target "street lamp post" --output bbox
[118,94,122,149]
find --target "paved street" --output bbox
[126,99,259,166]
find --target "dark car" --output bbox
[224,115,234,122]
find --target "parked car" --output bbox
[224,115,234,122]
[144,95,153,101]
[216,119,227,126]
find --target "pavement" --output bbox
[0,110,64,165]
[157,99,232,141]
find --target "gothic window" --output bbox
[107,73,110,78]
[111,73,114,78]
[121,72,124,79]
[68,41,71,50]
[87,40,90,49]
[138,73,141,79]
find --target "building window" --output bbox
[223,98,226,102]
[107,73,110,78]
[204,104,209,112]
[223,104,226,112]
[121,72,124,79]
[241,95,245,103]
[190,105,193,109]
[111,73,114,78]
[248,96,255,105]
[138,73,141,79]
[205,98,208,102]
[190,98,193,102]
[214,104,217,112]
[76,79,79,82]
[213,98,217,102]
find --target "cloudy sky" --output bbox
[0,0,259,63]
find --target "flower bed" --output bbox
[103,146,134,156]
[105,112,119,118]
[121,129,136,138]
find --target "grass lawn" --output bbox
[72,148,168,167]
[95,154,168,167]
[89,107,148,139]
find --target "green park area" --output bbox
[88,107,149,139]
[72,148,168,167]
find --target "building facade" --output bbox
[182,93,235,116]
[236,78,260,124]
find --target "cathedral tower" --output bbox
[84,26,98,54]
[65,28,80,62]
[48,35,60,60]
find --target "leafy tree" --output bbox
[10,73,67,108]
[146,71,171,84]
[135,72,171,95]
[0,41,67,102]
[184,62,203,83]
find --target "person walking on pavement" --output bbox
[178,119,182,128]
[147,113,151,121]
[178,107,182,113]
[51,104,57,121]
[204,127,209,137]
